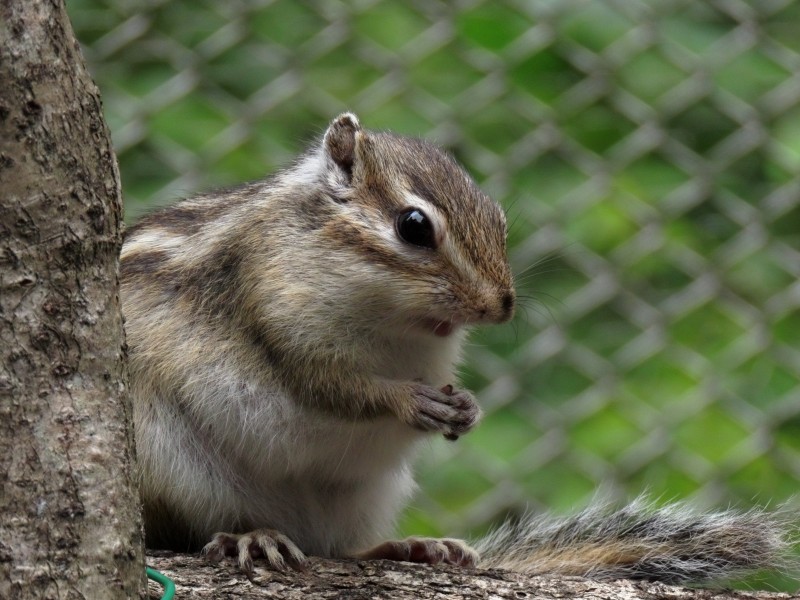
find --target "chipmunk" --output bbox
[121,113,791,584]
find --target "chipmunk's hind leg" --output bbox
[356,537,478,567]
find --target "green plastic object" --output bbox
[146,566,176,600]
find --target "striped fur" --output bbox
[121,113,514,557]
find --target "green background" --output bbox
[68,0,800,589]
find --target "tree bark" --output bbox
[145,553,799,600]
[0,1,145,598]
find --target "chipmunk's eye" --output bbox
[396,209,436,249]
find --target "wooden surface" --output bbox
[146,552,798,600]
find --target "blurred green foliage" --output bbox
[68,0,799,589]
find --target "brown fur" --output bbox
[121,113,514,558]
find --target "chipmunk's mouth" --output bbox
[432,321,454,337]
[418,318,456,337]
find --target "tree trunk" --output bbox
[0,1,145,598]
[146,553,799,600]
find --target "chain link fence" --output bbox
[70,0,800,578]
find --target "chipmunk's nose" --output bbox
[501,290,515,321]
[477,287,515,324]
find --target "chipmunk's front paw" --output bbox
[202,528,307,572]
[357,537,478,567]
[404,383,482,440]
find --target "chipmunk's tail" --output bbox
[475,497,795,584]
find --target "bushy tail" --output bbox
[475,497,794,585]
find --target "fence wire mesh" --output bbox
[70,0,800,571]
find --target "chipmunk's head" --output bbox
[312,113,515,338]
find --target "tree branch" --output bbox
[146,553,798,600]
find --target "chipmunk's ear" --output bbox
[323,112,362,182]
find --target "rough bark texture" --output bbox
[146,553,799,600]
[0,0,145,598]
